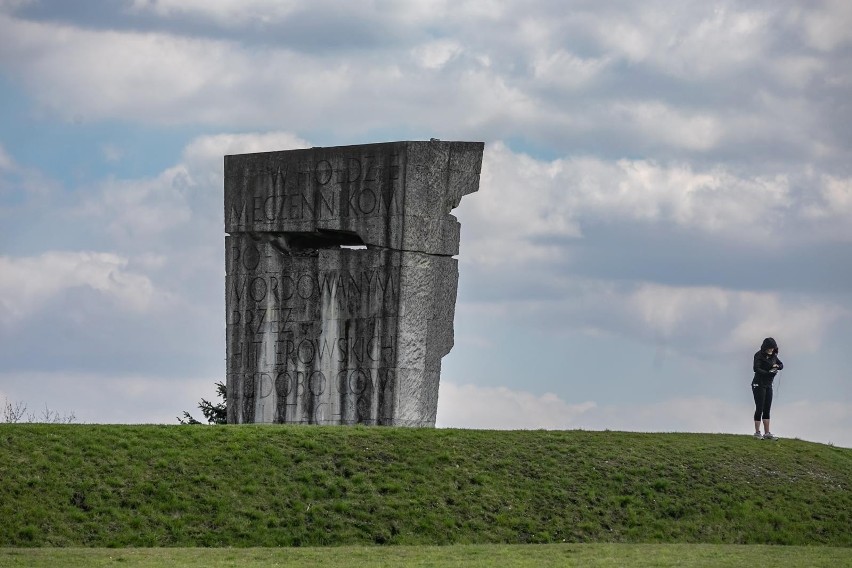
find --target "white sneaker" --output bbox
[763,432,779,440]
[753,431,763,439]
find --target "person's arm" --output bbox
[754,353,775,376]
[774,357,783,371]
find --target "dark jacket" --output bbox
[753,337,783,386]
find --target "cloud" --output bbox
[0,131,316,380]
[456,271,847,360]
[437,381,597,430]
[129,0,301,26]
[180,131,310,185]
[0,14,255,124]
[127,0,492,35]
[802,175,852,240]
[0,142,60,208]
[0,143,13,171]
[412,39,463,70]
[462,142,852,281]
[0,0,31,14]
[452,141,851,359]
[0,11,416,132]
[532,49,611,91]
[461,143,798,268]
[101,143,124,163]
[611,101,724,151]
[599,4,773,78]
[459,143,581,266]
[72,131,309,250]
[2,3,848,164]
[437,381,852,447]
[0,251,158,326]
[627,283,845,354]
[816,175,852,220]
[77,166,195,242]
[800,0,852,52]
[0,370,219,424]
[4,132,847,382]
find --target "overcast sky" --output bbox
[1,0,850,446]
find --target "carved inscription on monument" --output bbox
[225,141,483,426]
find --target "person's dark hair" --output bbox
[760,337,778,353]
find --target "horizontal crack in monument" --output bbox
[225,140,484,426]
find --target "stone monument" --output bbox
[225,140,483,426]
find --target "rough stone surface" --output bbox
[225,140,483,426]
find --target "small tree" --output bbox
[179,381,227,425]
[3,398,76,424]
[3,399,28,423]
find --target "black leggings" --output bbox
[752,383,773,421]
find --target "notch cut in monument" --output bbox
[233,228,367,255]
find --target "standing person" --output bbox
[752,337,783,440]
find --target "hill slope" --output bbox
[1,425,849,547]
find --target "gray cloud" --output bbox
[1,1,848,173]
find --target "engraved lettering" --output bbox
[249,277,267,302]
[346,157,360,183]
[358,188,377,214]
[315,160,333,185]
[363,155,377,182]
[297,274,315,299]
[225,142,483,426]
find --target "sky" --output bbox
[0,0,850,446]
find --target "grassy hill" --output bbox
[1,425,849,547]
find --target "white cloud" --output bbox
[627,283,844,354]
[412,39,463,70]
[0,3,846,165]
[437,381,852,447]
[806,174,852,217]
[181,131,310,186]
[461,142,581,266]
[0,251,158,325]
[101,143,124,163]
[0,143,14,171]
[819,175,852,214]
[458,276,846,360]
[800,0,852,52]
[771,55,825,89]
[800,175,852,241]
[0,143,59,206]
[437,381,597,430]
[183,131,309,163]
[127,0,473,29]
[591,4,772,79]
[0,14,417,130]
[612,101,724,151]
[73,131,309,247]
[532,50,610,91]
[0,15,309,125]
[130,0,301,25]
[461,143,794,267]
[778,399,852,448]
[81,166,195,242]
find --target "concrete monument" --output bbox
[225,140,483,426]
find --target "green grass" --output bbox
[1,545,850,567]
[0,425,850,547]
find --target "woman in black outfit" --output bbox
[752,337,783,440]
